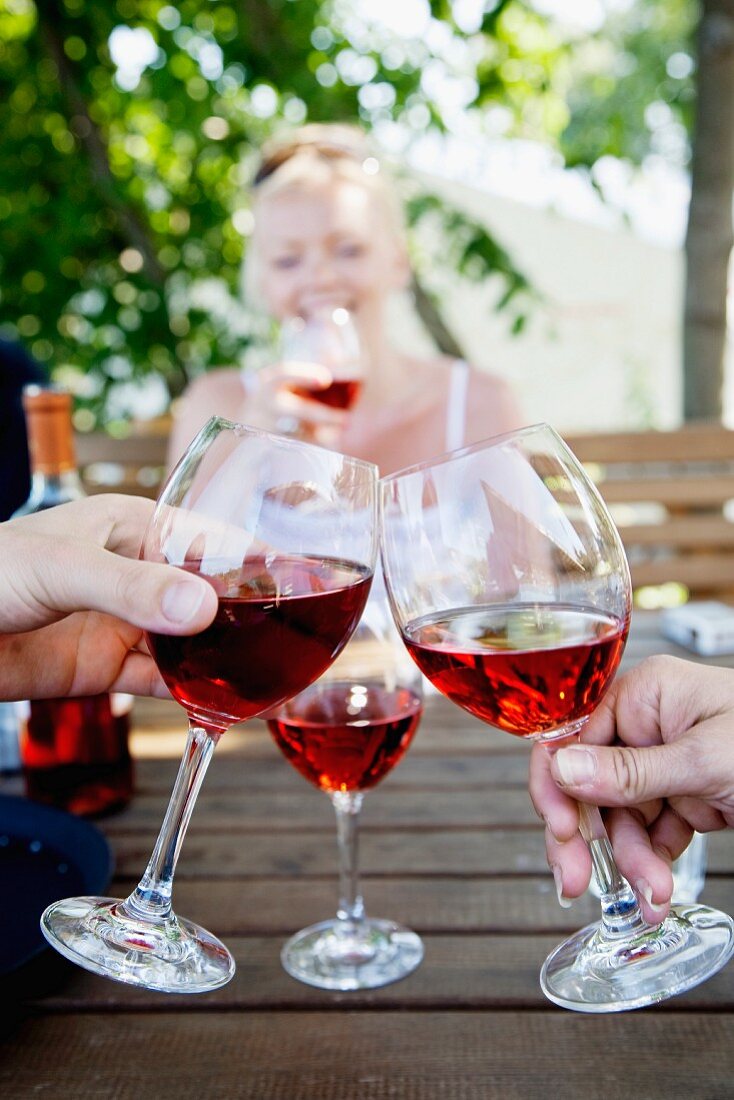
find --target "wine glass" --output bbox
[40,418,377,993]
[276,307,363,438]
[266,585,424,990]
[380,423,734,1013]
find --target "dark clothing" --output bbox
[0,340,47,520]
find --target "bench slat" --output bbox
[567,424,734,463]
[566,424,734,600]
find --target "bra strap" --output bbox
[445,359,470,452]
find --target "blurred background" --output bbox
[1,0,731,437]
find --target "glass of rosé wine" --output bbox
[380,423,734,1013]
[40,418,377,993]
[266,586,424,990]
[275,307,362,438]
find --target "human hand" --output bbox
[252,361,351,440]
[0,495,217,701]
[528,655,734,923]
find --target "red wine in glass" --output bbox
[402,603,628,738]
[267,679,422,792]
[147,556,372,732]
[288,377,363,412]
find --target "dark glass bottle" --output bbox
[15,386,134,816]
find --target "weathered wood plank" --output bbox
[75,429,168,466]
[3,1011,734,1100]
[106,823,734,879]
[102,875,734,935]
[566,425,734,464]
[630,553,734,590]
[619,516,734,547]
[109,873,584,934]
[109,826,547,877]
[596,475,734,507]
[130,752,532,795]
[107,786,540,832]
[25,933,734,1013]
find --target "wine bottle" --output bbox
[14,385,134,816]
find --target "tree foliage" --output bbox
[558,0,697,170]
[0,0,700,427]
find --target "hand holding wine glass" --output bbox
[40,419,377,993]
[266,585,424,990]
[380,424,734,1012]
[531,654,734,912]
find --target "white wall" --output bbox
[394,174,686,434]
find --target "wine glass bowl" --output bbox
[267,588,424,990]
[380,423,734,1012]
[146,553,371,736]
[40,419,377,992]
[402,604,628,743]
[279,307,363,415]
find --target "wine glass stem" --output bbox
[544,736,646,938]
[577,801,647,937]
[123,723,216,924]
[331,790,366,931]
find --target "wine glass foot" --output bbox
[40,895,235,993]
[540,902,734,1013]
[281,917,424,991]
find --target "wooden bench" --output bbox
[565,423,734,602]
[75,419,734,602]
[75,420,169,500]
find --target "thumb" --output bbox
[550,741,699,807]
[34,541,219,635]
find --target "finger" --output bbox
[578,675,624,746]
[88,494,156,559]
[549,738,707,808]
[29,541,218,636]
[579,656,694,751]
[647,804,696,863]
[545,827,592,904]
[584,656,734,749]
[10,494,155,560]
[528,742,579,842]
[276,361,333,388]
[109,651,172,699]
[604,808,674,923]
[665,796,728,837]
[0,612,131,699]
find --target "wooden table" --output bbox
[3,612,734,1098]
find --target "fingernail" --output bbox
[555,747,597,786]
[635,879,668,918]
[551,863,573,909]
[161,580,206,624]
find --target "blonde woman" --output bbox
[169,124,523,475]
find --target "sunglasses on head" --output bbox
[253,137,376,187]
